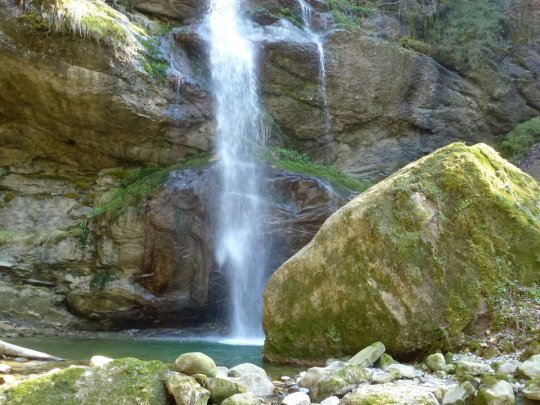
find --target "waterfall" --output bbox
[298,0,332,163]
[206,0,268,341]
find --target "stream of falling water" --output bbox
[206,0,268,342]
[297,0,333,164]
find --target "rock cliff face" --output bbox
[0,162,341,330]
[0,0,539,331]
[262,143,540,363]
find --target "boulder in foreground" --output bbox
[263,143,540,363]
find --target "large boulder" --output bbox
[263,143,540,362]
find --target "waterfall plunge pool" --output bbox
[4,335,301,378]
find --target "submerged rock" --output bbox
[263,143,540,362]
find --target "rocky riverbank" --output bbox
[3,335,540,404]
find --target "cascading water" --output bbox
[206,0,268,341]
[297,0,332,163]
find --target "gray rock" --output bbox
[221,393,263,405]
[426,353,446,372]
[228,363,267,379]
[174,352,217,378]
[281,392,310,405]
[442,381,476,405]
[341,383,438,404]
[298,361,371,402]
[496,362,517,376]
[349,342,385,367]
[164,372,210,405]
[475,378,514,405]
[385,364,416,379]
[319,396,339,405]
[236,374,274,397]
[518,354,540,379]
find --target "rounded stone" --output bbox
[174,352,217,377]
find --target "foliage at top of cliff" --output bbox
[20,0,148,60]
[329,0,533,72]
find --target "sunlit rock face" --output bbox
[263,143,540,363]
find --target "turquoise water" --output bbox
[5,336,301,378]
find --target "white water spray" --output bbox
[206,0,268,340]
[298,0,332,163]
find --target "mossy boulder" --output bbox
[474,376,514,405]
[297,361,371,402]
[164,372,210,405]
[0,358,168,404]
[174,352,217,377]
[205,377,247,404]
[263,143,540,362]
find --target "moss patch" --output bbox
[263,143,540,363]
[266,148,371,196]
[0,358,168,405]
[499,116,540,162]
[88,153,210,222]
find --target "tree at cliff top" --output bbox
[263,143,540,363]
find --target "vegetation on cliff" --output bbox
[263,143,540,363]
[500,117,540,162]
[327,0,534,72]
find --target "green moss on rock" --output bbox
[263,143,540,363]
[0,358,168,404]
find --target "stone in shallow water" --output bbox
[349,342,386,367]
[298,361,371,402]
[164,372,210,405]
[341,383,438,404]
[281,392,310,405]
[174,352,217,378]
[442,381,476,405]
[426,353,446,372]
[518,354,540,379]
